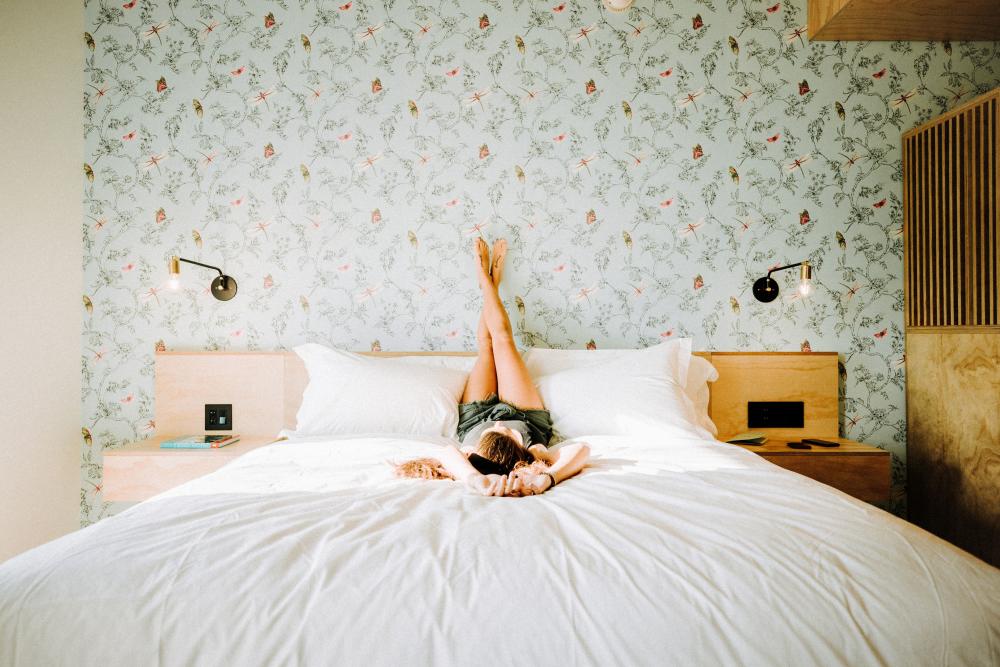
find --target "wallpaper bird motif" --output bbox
[82,0,1000,522]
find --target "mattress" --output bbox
[1,434,998,666]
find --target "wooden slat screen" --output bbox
[903,89,999,328]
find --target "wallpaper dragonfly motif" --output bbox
[82,0,1000,522]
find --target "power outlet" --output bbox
[205,404,233,431]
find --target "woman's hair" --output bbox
[394,430,542,481]
[475,430,534,473]
[395,458,454,480]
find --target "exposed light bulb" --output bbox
[168,256,181,290]
[798,261,813,298]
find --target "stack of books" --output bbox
[160,434,241,449]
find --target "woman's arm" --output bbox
[436,445,509,496]
[508,443,591,496]
[546,443,590,485]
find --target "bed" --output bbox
[2,432,998,665]
[1,344,998,665]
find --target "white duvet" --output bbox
[1,434,998,666]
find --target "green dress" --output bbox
[456,393,553,447]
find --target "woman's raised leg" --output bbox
[477,239,544,410]
[461,240,498,403]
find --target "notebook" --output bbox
[160,435,241,449]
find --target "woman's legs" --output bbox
[461,315,497,403]
[476,239,545,410]
[461,241,498,403]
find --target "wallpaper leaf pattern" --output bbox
[83,0,1000,522]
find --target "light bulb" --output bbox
[798,261,813,298]
[168,256,181,290]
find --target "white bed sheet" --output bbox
[1,433,998,666]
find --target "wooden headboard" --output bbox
[154,350,839,440]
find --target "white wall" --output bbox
[0,0,83,561]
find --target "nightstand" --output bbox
[731,437,891,504]
[102,436,281,502]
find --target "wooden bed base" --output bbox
[154,350,839,441]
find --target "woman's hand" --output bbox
[505,469,554,497]
[466,473,509,497]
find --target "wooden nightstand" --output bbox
[103,436,281,502]
[731,438,891,504]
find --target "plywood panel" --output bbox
[807,0,851,38]
[907,331,1000,566]
[705,353,839,439]
[155,352,288,436]
[904,88,1000,567]
[809,0,1000,41]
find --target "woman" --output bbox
[396,238,589,497]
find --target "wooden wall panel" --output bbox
[706,353,838,439]
[906,332,1000,566]
[154,352,288,437]
[904,87,1000,567]
[903,89,1000,329]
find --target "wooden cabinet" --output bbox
[903,88,1000,567]
[735,438,891,504]
[103,436,280,502]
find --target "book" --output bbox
[160,435,240,449]
[726,431,768,445]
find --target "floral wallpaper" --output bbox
[82,0,1000,522]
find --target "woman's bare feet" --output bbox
[474,237,492,288]
[491,238,508,287]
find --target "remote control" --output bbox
[786,441,812,449]
[802,438,839,447]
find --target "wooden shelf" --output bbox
[733,437,886,456]
[809,0,1000,41]
[103,436,281,502]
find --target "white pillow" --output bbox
[686,356,719,436]
[392,355,476,373]
[290,344,469,437]
[524,341,719,435]
[533,340,709,439]
[524,339,691,382]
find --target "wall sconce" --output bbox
[752,261,812,302]
[168,255,238,301]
